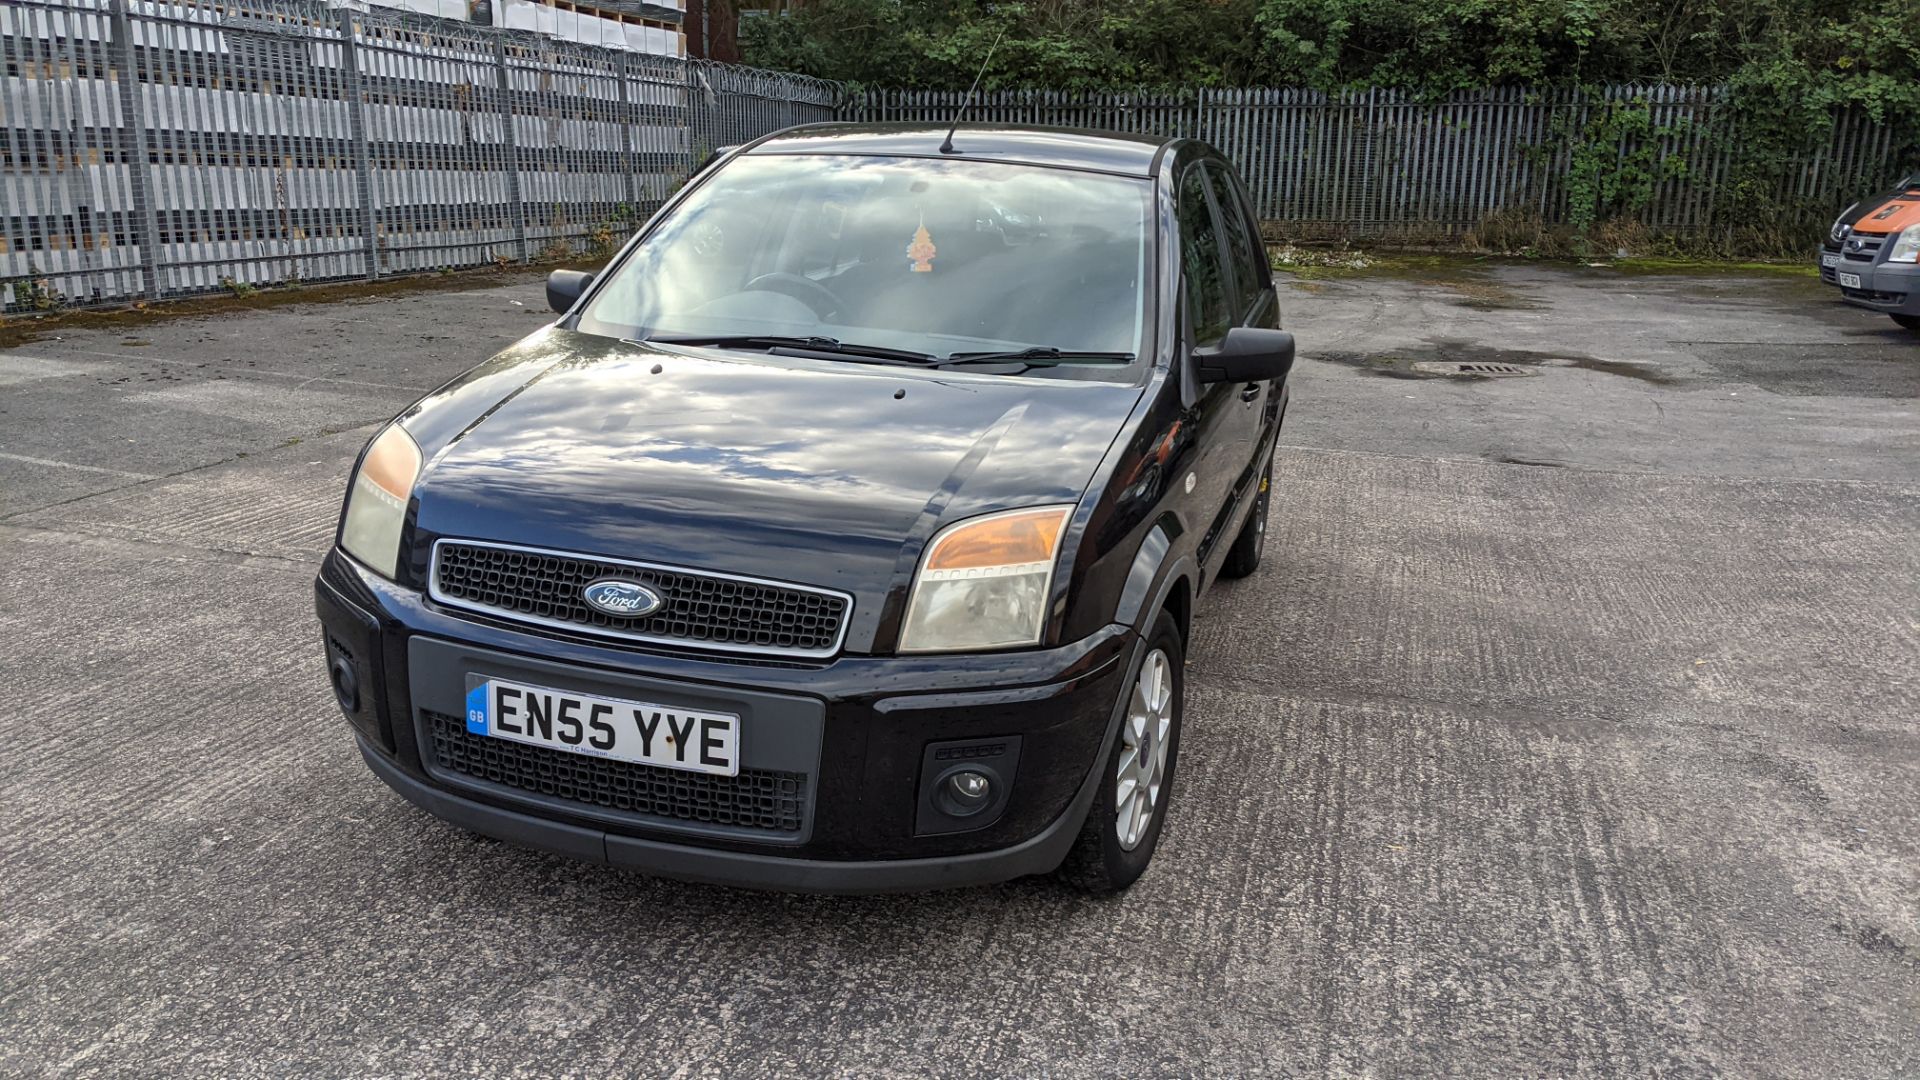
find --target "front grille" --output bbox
[431,540,851,657]
[1844,233,1886,262]
[424,710,807,834]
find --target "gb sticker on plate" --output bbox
[466,683,489,735]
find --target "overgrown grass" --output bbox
[1269,243,1817,280]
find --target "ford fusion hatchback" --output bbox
[315,123,1295,893]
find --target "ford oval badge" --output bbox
[582,579,663,617]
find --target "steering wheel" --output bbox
[743,272,845,320]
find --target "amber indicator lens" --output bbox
[924,507,1070,572]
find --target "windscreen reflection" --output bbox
[577,155,1151,362]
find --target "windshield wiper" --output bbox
[936,347,1136,368]
[644,334,938,365]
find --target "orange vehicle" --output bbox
[1819,172,1920,333]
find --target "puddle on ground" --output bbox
[1309,339,1678,384]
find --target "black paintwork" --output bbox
[318,123,1293,887]
[392,330,1148,653]
[1831,172,1920,236]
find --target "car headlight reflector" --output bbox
[1888,225,1920,264]
[340,424,422,579]
[899,505,1073,653]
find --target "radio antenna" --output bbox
[939,28,1005,155]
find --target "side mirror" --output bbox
[1194,327,1295,383]
[546,269,594,314]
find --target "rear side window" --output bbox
[1177,169,1231,347]
[1205,165,1266,314]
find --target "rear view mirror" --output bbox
[546,269,594,314]
[1194,327,1295,383]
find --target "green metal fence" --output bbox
[851,86,1910,245]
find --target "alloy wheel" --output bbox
[1115,647,1174,850]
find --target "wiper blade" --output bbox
[937,347,1136,367]
[644,334,938,365]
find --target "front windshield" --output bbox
[576,154,1151,361]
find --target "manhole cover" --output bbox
[1410,361,1539,378]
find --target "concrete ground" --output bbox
[2,262,1916,1077]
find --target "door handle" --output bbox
[1240,382,1261,403]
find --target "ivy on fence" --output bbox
[846,84,1916,256]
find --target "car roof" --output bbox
[746,123,1176,178]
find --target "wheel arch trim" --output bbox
[1116,521,1198,639]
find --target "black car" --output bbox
[315,123,1294,893]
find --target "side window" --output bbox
[1205,165,1265,314]
[1177,168,1231,347]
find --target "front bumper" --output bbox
[1819,244,1920,315]
[354,736,1103,892]
[315,548,1139,892]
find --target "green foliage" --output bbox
[590,203,639,256]
[5,268,63,313]
[744,0,1919,111]
[742,0,1265,91]
[743,0,1919,253]
[1546,97,1692,246]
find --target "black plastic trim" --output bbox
[361,720,1101,893]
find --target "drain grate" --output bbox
[1411,360,1539,378]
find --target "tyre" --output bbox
[1056,610,1185,894]
[1893,314,1920,333]
[1217,456,1272,579]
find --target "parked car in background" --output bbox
[1819,172,1920,333]
[314,123,1295,893]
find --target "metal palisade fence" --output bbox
[1,0,836,310]
[7,2,1913,314]
[857,86,1908,245]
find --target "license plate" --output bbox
[1839,272,1862,289]
[1821,253,1840,267]
[464,676,740,776]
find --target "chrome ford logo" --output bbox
[582,579,663,617]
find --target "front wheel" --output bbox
[1055,610,1185,894]
[1893,314,1920,333]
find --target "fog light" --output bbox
[916,736,1021,835]
[942,769,993,815]
[329,654,360,714]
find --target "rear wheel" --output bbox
[1218,457,1272,579]
[1893,314,1920,333]
[1056,610,1185,894]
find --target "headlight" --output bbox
[899,505,1073,653]
[340,424,422,579]
[1830,203,1857,244]
[1888,225,1920,264]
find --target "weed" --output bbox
[588,203,639,256]
[1268,245,1377,274]
[4,267,64,313]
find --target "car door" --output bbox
[1202,162,1281,495]
[1173,162,1245,569]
